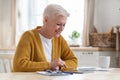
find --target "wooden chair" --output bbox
[0,53,14,73]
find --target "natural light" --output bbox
[16,0,84,45]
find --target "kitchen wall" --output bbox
[94,0,120,33]
[0,0,16,49]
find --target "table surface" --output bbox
[0,68,120,80]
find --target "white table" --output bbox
[0,68,120,80]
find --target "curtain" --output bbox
[82,0,95,47]
[0,0,16,49]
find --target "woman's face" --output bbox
[45,15,67,38]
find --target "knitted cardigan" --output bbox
[13,27,78,72]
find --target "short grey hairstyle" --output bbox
[43,4,70,19]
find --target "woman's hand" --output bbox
[50,58,67,70]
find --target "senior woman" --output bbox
[13,4,78,72]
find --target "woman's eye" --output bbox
[57,24,61,26]
[63,24,65,27]
[56,24,65,27]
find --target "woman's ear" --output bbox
[43,16,48,22]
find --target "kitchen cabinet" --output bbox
[71,47,117,68]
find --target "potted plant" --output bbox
[69,30,80,40]
[69,30,80,46]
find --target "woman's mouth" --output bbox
[56,30,60,33]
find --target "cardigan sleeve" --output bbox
[59,36,78,71]
[13,31,50,72]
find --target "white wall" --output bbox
[94,0,120,33]
[0,0,15,49]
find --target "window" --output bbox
[16,0,84,45]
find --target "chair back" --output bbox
[0,53,14,73]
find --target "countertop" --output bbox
[0,47,116,51]
[70,47,116,51]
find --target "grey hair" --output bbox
[43,4,70,19]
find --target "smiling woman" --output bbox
[13,4,78,72]
[16,0,85,46]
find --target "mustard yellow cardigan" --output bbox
[13,27,78,72]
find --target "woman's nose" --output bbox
[59,26,64,31]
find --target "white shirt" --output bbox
[39,33,52,62]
